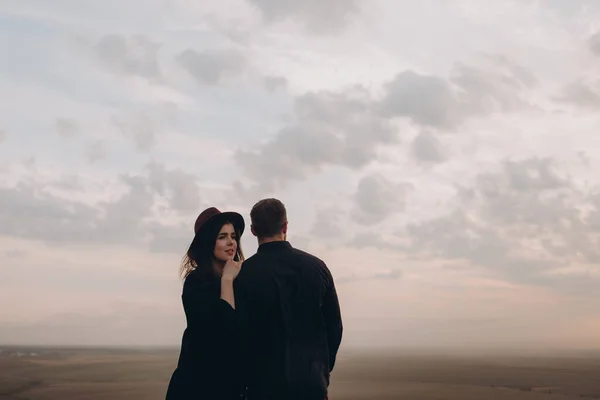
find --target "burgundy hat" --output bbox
[194,207,245,237]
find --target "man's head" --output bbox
[250,198,288,242]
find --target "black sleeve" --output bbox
[321,267,343,372]
[179,275,243,397]
[233,274,253,392]
[182,276,236,335]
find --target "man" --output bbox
[235,198,343,400]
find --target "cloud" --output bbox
[543,0,600,18]
[236,55,534,192]
[110,113,157,151]
[405,157,600,292]
[85,140,107,163]
[54,118,80,139]
[263,75,288,92]
[379,70,459,128]
[353,173,413,225]
[380,56,537,129]
[144,161,201,213]
[0,129,5,144]
[589,31,600,57]
[0,162,200,253]
[176,49,246,85]
[110,103,178,152]
[557,80,600,110]
[0,179,98,243]
[310,205,344,238]
[237,87,396,190]
[246,0,360,34]
[411,131,447,164]
[346,232,398,251]
[4,249,27,259]
[92,34,162,81]
[4,0,600,349]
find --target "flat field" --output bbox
[2,346,600,399]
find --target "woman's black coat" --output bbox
[166,270,243,400]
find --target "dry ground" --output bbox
[2,346,600,399]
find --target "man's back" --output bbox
[235,241,343,400]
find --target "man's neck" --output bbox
[257,235,285,246]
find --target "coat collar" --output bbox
[257,240,292,253]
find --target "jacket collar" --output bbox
[257,240,292,253]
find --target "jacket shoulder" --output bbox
[290,247,329,268]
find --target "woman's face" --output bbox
[213,223,237,264]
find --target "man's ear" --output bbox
[250,224,257,237]
[282,221,288,235]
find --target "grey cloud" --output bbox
[353,173,413,226]
[237,55,538,192]
[22,157,36,169]
[545,0,600,18]
[204,17,254,46]
[238,55,534,190]
[92,173,156,244]
[238,88,396,190]
[450,59,535,113]
[411,131,447,164]
[347,232,397,251]
[487,54,537,88]
[176,49,245,85]
[94,34,162,81]
[145,161,201,213]
[589,31,600,57]
[380,71,459,128]
[247,0,359,34]
[0,180,99,244]
[111,113,156,151]
[577,151,591,167]
[53,174,86,192]
[110,104,177,152]
[310,206,344,238]
[55,118,79,138]
[4,249,27,259]
[148,221,191,254]
[86,140,107,163]
[0,162,201,253]
[263,75,288,92]
[380,57,536,129]
[0,129,5,143]
[557,80,600,110]
[480,157,568,195]
[406,157,600,292]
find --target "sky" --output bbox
[1,0,600,351]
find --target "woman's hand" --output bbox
[221,258,242,309]
[222,258,243,281]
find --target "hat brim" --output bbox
[195,211,245,238]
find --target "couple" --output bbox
[166,198,343,400]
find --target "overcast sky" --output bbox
[1,0,600,351]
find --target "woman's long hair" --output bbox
[180,220,244,280]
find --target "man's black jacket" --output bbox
[235,241,343,400]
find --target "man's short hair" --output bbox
[250,198,287,238]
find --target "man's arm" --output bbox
[322,268,343,372]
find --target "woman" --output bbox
[166,206,246,400]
